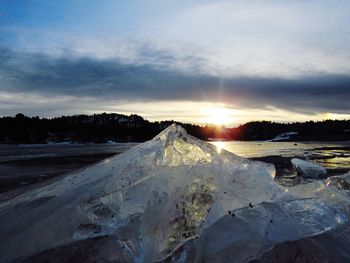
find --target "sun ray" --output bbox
[203,107,234,126]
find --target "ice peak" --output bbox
[165,123,186,132]
[149,124,215,166]
[152,124,192,147]
[156,123,187,139]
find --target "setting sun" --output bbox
[203,107,234,125]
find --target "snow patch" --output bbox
[269,132,298,142]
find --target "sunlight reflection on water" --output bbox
[214,141,224,154]
[209,141,350,159]
[210,141,350,175]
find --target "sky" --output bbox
[0,0,349,126]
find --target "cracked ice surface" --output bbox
[0,124,349,262]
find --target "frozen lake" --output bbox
[1,140,349,161]
[210,140,350,158]
[0,140,349,192]
[210,140,350,169]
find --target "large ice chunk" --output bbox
[291,158,327,178]
[0,124,349,263]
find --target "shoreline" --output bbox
[0,144,349,196]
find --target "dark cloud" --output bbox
[0,46,349,115]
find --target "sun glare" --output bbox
[214,141,225,153]
[203,107,233,125]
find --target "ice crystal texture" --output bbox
[0,124,349,262]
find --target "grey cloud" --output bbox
[0,46,349,115]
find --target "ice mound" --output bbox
[0,124,349,263]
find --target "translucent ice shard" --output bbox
[0,124,349,263]
[291,158,327,178]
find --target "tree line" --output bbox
[0,113,349,144]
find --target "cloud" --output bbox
[2,0,350,77]
[1,1,349,121]
[0,46,349,117]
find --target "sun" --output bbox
[203,107,233,125]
